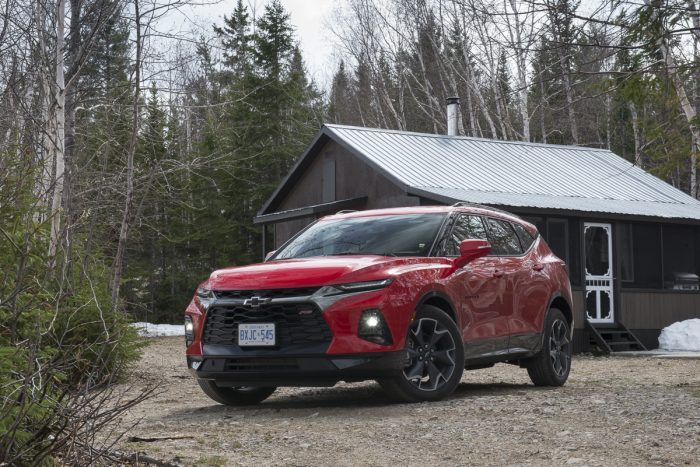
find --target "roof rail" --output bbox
[450,201,520,218]
[335,210,358,214]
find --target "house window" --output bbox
[547,218,569,267]
[322,156,336,203]
[662,225,697,288]
[621,223,662,289]
[619,223,634,283]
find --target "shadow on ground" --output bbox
[162,380,545,422]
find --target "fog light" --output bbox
[185,316,194,346]
[358,309,392,345]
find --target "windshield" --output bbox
[273,213,447,260]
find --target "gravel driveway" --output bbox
[114,337,699,466]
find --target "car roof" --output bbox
[320,205,537,235]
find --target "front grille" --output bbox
[202,303,332,347]
[214,288,320,300]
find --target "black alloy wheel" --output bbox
[378,305,464,402]
[549,317,571,378]
[526,308,572,386]
[403,317,457,391]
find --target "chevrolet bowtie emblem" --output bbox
[243,296,272,308]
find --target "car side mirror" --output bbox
[264,250,277,261]
[453,239,491,269]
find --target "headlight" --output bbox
[196,287,215,311]
[311,279,393,311]
[335,278,393,292]
[184,316,194,346]
[316,278,394,296]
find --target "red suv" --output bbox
[184,205,573,404]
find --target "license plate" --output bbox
[238,323,275,346]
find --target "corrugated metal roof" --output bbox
[325,124,700,221]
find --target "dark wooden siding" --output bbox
[572,288,585,329]
[272,140,417,247]
[619,291,700,329]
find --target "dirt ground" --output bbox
[112,337,700,466]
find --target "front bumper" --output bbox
[188,345,407,387]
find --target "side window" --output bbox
[444,215,488,256]
[485,218,523,256]
[512,222,536,251]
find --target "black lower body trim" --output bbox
[188,349,407,387]
[463,332,543,366]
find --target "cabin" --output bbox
[254,122,700,352]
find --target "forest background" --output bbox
[0,0,698,460]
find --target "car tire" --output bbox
[378,305,464,402]
[197,380,276,406]
[526,308,572,386]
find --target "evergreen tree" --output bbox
[253,0,294,81]
[329,60,352,124]
[214,0,253,78]
[143,82,166,165]
[497,49,512,108]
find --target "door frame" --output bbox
[583,222,616,324]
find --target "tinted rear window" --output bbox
[485,218,523,255]
[512,222,536,251]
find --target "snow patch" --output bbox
[131,322,184,337]
[658,319,700,351]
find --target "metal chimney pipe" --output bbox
[446,96,460,136]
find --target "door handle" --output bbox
[493,269,504,278]
[533,263,545,271]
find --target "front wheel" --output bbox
[378,305,464,402]
[197,380,276,406]
[526,308,572,386]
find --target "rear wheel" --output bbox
[526,308,572,386]
[378,305,464,402]
[197,380,276,406]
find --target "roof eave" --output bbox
[409,187,700,224]
[257,125,412,216]
[253,197,368,224]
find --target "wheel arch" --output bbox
[417,291,458,325]
[548,292,574,330]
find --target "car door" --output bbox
[482,217,526,350]
[509,222,552,344]
[442,214,511,356]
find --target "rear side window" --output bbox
[512,222,536,251]
[444,215,488,256]
[485,218,523,255]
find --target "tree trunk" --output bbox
[629,102,643,168]
[48,0,66,261]
[605,94,611,150]
[62,0,81,270]
[111,0,141,310]
[561,66,578,144]
[508,0,531,142]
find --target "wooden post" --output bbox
[261,223,266,261]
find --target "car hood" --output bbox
[206,256,452,290]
